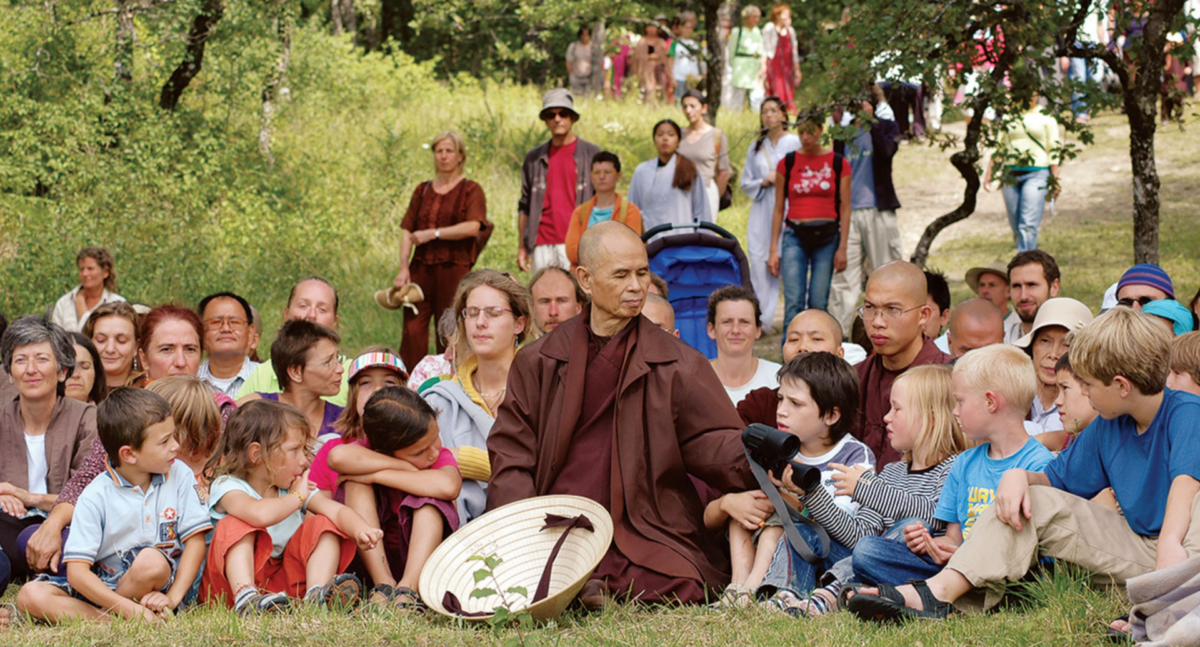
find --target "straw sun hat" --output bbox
[419,495,614,623]
[374,283,424,313]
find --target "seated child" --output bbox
[199,400,383,614]
[145,375,223,479]
[16,389,210,624]
[325,386,462,609]
[1053,354,1098,448]
[843,344,1054,601]
[780,364,969,616]
[1167,331,1200,396]
[705,352,873,606]
[844,308,1200,623]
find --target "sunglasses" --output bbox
[1117,295,1155,308]
[542,109,574,120]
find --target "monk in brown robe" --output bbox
[487,221,754,605]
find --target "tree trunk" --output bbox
[701,0,724,119]
[910,51,1016,266]
[259,7,292,167]
[159,0,224,111]
[379,0,411,48]
[114,0,135,83]
[590,19,606,97]
[1124,0,1183,264]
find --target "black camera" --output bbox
[742,424,822,493]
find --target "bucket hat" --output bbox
[1014,297,1094,348]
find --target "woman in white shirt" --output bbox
[627,119,711,232]
[49,247,125,333]
[742,97,800,332]
[707,286,781,405]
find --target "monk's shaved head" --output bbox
[947,298,1006,358]
[578,220,644,272]
[866,261,929,305]
[575,220,651,335]
[643,293,676,331]
[862,261,932,361]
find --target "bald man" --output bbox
[946,298,1005,358]
[855,261,952,469]
[642,293,678,335]
[737,308,847,428]
[488,221,753,606]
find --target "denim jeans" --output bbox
[823,517,924,586]
[1000,168,1050,253]
[781,225,840,330]
[850,534,943,586]
[757,522,854,597]
[0,548,10,597]
[1068,57,1097,116]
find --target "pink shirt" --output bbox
[310,439,459,493]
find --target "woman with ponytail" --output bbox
[627,119,712,231]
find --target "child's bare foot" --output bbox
[0,603,23,629]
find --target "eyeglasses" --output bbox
[462,306,513,321]
[204,317,247,330]
[858,304,923,323]
[306,355,341,370]
[542,109,573,120]
[1117,296,1155,308]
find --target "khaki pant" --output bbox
[947,486,1200,611]
[827,208,903,337]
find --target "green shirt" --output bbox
[727,26,764,90]
[234,357,351,407]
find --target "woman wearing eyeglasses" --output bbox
[238,319,345,448]
[421,270,539,525]
[393,131,489,372]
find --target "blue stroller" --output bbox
[642,221,753,360]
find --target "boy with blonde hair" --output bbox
[1167,331,1200,396]
[843,345,1053,592]
[845,308,1200,623]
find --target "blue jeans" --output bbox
[1068,57,1097,116]
[0,548,10,597]
[781,225,839,330]
[850,534,943,586]
[1000,169,1050,253]
[758,522,853,597]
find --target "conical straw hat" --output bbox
[419,495,614,623]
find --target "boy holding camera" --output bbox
[704,352,872,606]
[844,308,1200,622]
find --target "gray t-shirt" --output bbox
[847,127,877,210]
[678,127,732,185]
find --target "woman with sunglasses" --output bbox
[421,270,538,525]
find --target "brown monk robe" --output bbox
[487,222,754,604]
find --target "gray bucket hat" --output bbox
[540,88,579,120]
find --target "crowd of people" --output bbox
[1,78,1200,645]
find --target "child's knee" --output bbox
[133,548,172,585]
[17,582,59,614]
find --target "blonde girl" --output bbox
[145,376,222,478]
[198,400,382,614]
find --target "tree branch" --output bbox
[159,0,224,111]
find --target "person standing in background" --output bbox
[517,89,600,273]
[49,248,126,334]
[727,6,766,112]
[762,4,802,112]
[566,27,596,97]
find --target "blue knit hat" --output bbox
[1142,300,1194,336]
[1117,264,1175,300]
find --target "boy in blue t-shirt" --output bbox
[848,344,1052,588]
[845,308,1200,622]
[16,389,211,625]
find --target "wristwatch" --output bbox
[435,229,441,239]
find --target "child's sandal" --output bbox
[391,586,426,613]
[0,603,25,628]
[312,574,363,611]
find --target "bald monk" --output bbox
[946,298,1005,358]
[737,308,845,428]
[487,221,754,605]
[642,293,678,336]
[855,261,951,469]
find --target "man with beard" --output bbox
[528,266,585,334]
[1004,251,1061,344]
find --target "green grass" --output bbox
[0,567,1129,645]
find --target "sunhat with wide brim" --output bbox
[374,283,424,312]
[419,495,614,623]
[965,259,1010,294]
[1014,297,1094,348]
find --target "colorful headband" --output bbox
[348,351,409,381]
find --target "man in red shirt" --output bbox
[517,89,601,273]
[854,261,951,469]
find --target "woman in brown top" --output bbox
[393,130,488,370]
[0,316,97,594]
